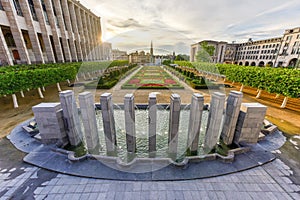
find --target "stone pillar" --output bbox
[68,2,83,61]
[78,92,99,152]
[124,94,136,153]
[168,94,181,158]
[53,0,72,62]
[32,0,56,63]
[59,90,83,146]
[32,103,67,144]
[93,17,100,60]
[86,14,94,60]
[19,0,44,63]
[61,0,77,62]
[96,18,102,60]
[148,93,157,155]
[75,7,87,60]
[234,103,267,144]
[100,93,117,154]
[221,91,243,145]
[44,0,64,62]
[1,0,31,64]
[81,10,91,60]
[204,92,226,153]
[187,93,204,155]
[0,27,13,65]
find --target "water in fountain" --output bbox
[80,106,209,162]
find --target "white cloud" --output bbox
[82,0,300,54]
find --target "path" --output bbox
[95,66,210,104]
[0,136,299,199]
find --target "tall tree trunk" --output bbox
[280,97,288,108]
[12,94,19,108]
[256,89,262,99]
[37,88,44,99]
[20,90,24,98]
[240,84,244,92]
[57,83,62,92]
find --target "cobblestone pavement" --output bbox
[0,158,299,200]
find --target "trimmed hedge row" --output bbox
[180,62,300,98]
[0,60,129,96]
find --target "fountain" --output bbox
[8,90,284,180]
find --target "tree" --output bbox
[196,49,212,62]
[175,54,190,61]
[195,41,215,62]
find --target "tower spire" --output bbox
[150,40,153,56]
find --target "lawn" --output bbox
[121,66,184,89]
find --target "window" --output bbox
[297,34,300,39]
[0,1,4,11]
[51,0,59,27]
[13,0,23,16]
[28,0,38,21]
[286,35,292,41]
[40,0,49,25]
[4,33,16,47]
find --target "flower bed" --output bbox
[122,66,184,89]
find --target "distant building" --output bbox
[128,41,154,64]
[276,27,300,67]
[129,51,151,64]
[101,42,112,60]
[0,0,102,65]
[190,40,237,63]
[112,49,128,60]
[191,27,300,67]
[235,37,281,67]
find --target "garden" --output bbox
[121,66,184,89]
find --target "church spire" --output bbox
[150,40,153,56]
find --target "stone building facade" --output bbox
[112,49,128,61]
[0,0,102,66]
[128,51,150,64]
[191,27,300,67]
[190,40,237,64]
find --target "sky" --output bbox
[80,0,300,55]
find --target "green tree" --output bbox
[196,41,215,62]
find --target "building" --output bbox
[128,41,153,64]
[236,37,281,67]
[128,51,151,64]
[190,40,237,63]
[100,42,112,60]
[276,27,300,67]
[112,49,128,61]
[0,0,102,66]
[191,27,300,67]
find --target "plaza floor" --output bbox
[0,143,299,200]
[1,66,300,199]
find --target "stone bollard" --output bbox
[234,103,267,144]
[204,92,226,153]
[78,92,99,152]
[221,91,243,145]
[124,94,136,153]
[32,103,68,145]
[168,94,181,159]
[187,93,204,155]
[148,93,157,155]
[59,90,83,146]
[100,93,117,154]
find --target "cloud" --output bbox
[83,0,300,54]
[108,18,143,28]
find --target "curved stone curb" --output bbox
[7,119,285,181]
[51,145,250,170]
